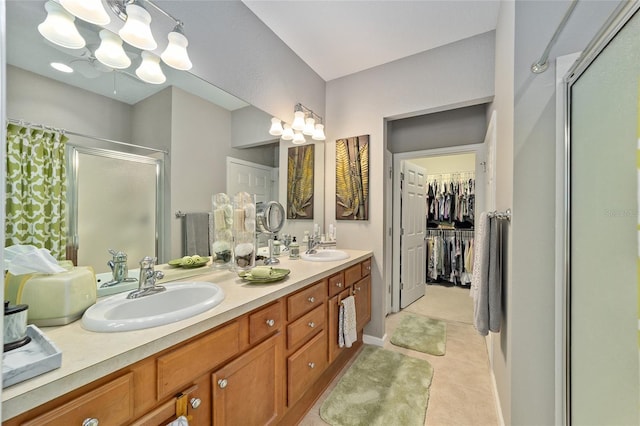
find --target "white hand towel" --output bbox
[167,415,189,426]
[342,295,357,348]
[338,303,345,348]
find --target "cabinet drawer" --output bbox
[157,321,241,399]
[287,279,327,321]
[287,304,325,350]
[287,330,328,406]
[344,264,362,287]
[327,271,346,298]
[249,301,282,344]
[361,258,372,277]
[23,373,134,426]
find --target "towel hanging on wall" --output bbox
[183,212,211,256]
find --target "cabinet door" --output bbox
[328,288,352,363]
[354,275,371,331]
[212,333,283,426]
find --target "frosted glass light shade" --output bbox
[95,30,131,69]
[136,52,166,84]
[312,124,326,141]
[119,3,157,51]
[281,124,294,141]
[292,111,305,131]
[269,118,283,136]
[303,117,315,135]
[60,0,110,25]
[161,30,192,70]
[38,1,86,49]
[292,132,306,145]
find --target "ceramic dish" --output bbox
[168,257,210,268]
[237,268,291,283]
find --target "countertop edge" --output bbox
[2,250,372,421]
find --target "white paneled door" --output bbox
[400,160,426,308]
[226,157,276,205]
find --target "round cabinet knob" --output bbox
[336,282,343,288]
[308,362,315,369]
[355,286,361,292]
[265,319,275,327]
[218,378,228,389]
[308,321,315,328]
[308,296,315,303]
[82,419,99,426]
[367,266,371,271]
[190,398,202,409]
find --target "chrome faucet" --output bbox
[127,256,165,299]
[101,249,138,288]
[305,236,336,254]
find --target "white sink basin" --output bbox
[300,249,350,262]
[82,282,225,332]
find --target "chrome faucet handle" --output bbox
[127,256,165,299]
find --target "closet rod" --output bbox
[6,118,169,155]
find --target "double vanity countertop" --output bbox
[1,249,373,421]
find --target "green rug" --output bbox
[320,345,434,426]
[390,314,446,356]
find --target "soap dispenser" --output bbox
[289,237,299,260]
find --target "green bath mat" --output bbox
[390,314,446,356]
[320,345,433,426]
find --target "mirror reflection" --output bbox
[5,0,324,278]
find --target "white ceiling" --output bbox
[242,0,501,81]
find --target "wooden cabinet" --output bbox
[22,373,134,426]
[287,330,328,406]
[5,256,372,426]
[354,275,371,331]
[212,333,283,426]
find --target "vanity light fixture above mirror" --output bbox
[38,0,192,85]
[269,103,326,144]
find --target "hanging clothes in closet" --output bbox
[426,229,475,285]
[426,172,475,229]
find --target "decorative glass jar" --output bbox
[211,193,233,269]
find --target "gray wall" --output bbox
[161,0,326,126]
[387,103,489,154]
[325,31,495,340]
[492,1,624,424]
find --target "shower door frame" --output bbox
[562,2,640,424]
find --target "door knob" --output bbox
[218,378,228,389]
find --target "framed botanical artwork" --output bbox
[287,145,314,219]
[336,135,369,220]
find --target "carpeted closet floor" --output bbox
[300,283,500,426]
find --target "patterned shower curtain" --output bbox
[5,123,68,259]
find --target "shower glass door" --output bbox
[568,5,640,424]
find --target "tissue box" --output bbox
[4,266,97,326]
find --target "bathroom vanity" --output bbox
[2,249,372,425]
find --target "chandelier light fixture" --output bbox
[38,0,193,86]
[269,103,326,144]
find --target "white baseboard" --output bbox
[490,368,506,426]
[363,333,386,346]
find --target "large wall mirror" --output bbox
[5,1,324,275]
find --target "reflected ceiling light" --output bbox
[269,117,284,136]
[60,0,110,26]
[161,25,192,70]
[119,1,157,51]
[136,51,166,84]
[50,62,74,73]
[281,124,294,141]
[95,30,131,69]
[38,1,86,49]
[312,124,326,141]
[292,132,306,145]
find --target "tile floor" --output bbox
[300,283,500,426]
